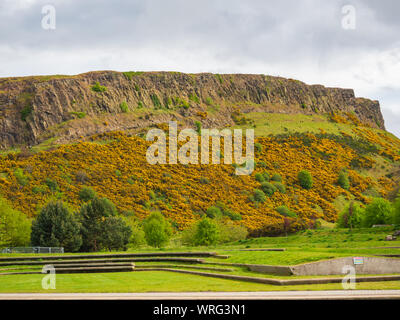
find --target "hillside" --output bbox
[0,71,399,236]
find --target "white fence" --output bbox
[1,247,64,254]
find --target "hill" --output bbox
[0,71,399,236]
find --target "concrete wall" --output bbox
[291,257,400,276]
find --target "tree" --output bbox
[100,216,132,251]
[192,217,219,246]
[338,170,350,190]
[0,198,31,247]
[79,197,118,251]
[298,170,313,189]
[79,186,97,202]
[337,202,364,229]
[123,216,146,248]
[394,193,400,225]
[31,201,81,252]
[143,212,172,248]
[363,198,393,227]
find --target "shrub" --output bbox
[199,177,210,184]
[91,82,107,92]
[363,198,393,227]
[31,201,82,252]
[14,168,29,186]
[150,94,162,109]
[298,170,313,189]
[271,173,282,182]
[143,211,172,248]
[79,186,97,202]
[272,182,286,193]
[206,206,222,219]
[275,205,297,218]
[194,121,201,134]
[262,172,270,181]
[215,201,242,221]
[70,111,86,119]
[252,189,266,203]
[337,202,364,229]
[254,143,263,153]
[255,173,265,183]
[75,170,89,183]
[45,178,59,193]
[189,93,200,103]
[205,97,213,105]
[0,198,31,247]
[120,101,129,113]
[123,216,146,248]
[338,170,350,190]
[260,182,277,197]
[192,217,219,246]
[216,220,248,243]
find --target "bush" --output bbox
[254,143,263,153]
[255,173,265,182]
[79,186,97,202]
[216,220,248,243]
[338,170,350,190]
[252,189,266,203]
[206,206,222,219]
[143,212,172,248]
[75,170,89,183]
[192,217,219,246]
[91,82,107,92]
[337,202,364,229]
[123,216,146,248]
[0,198,31,247]
[260,182,277,197]
[275,205,297,218]
[272,182,286,193]
[20,105,33,121]
[45,178,59,193]
[271,173,282,182]
[31,201,82,252]
[363,198,393,227]
[215,201,242,221]
[120,101,129,113]
[298,170,313,189]
[14,168,29,186]
[194,121,202,134]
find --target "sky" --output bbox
[1,0,400,137]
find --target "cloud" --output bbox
[0,0,400,136]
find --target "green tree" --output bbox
[363,198,393,227]
[123,216,146,248]
[298,170,313,189]
[143,212,172,248]
[79,197,118,251]
[100,216,132,251]
[394,193,400,225]
[79,186,97,202]
[193,217,219,246]
[0,198,31,247]
[337,202,364,229]
[31,201,81,252]
[338,170,350,190]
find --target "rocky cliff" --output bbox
[0,71,385,148]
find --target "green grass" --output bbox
[232,112,356,137]
[0,272,399,293]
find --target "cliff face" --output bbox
[0,71,385,148]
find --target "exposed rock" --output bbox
[0,71,385,149]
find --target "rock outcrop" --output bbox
[0,71,385,149]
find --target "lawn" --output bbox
[0,271,399,293]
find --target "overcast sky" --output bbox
[1,0,400,137]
